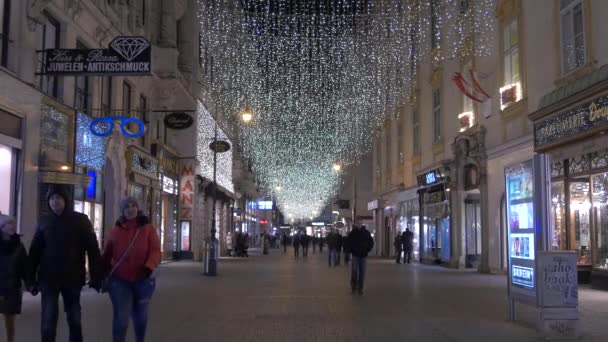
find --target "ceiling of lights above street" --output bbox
[198,0,494,220]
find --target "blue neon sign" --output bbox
[90,116,145,138]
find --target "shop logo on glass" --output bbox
[90,116,145,138]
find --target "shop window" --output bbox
[570,181,591,265]
[0,0,11,67]
[551,182,567,250]
[560,0,586,74]
[0,144,15,215]
[592,174,608,270]
[37,14,61,99]
[459,61,475,131]
[180,221,191,251]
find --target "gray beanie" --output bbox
[119,196,140,213]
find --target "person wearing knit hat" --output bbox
[103,196,161,342]
[28,184,103,342]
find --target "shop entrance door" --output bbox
[569,180,592,267]
[465,200,482,268]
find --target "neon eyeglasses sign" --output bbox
[90,116,145,138]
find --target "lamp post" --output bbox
[206,86,251,276]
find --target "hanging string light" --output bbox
[197,0,495,220]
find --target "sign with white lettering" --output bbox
[42,36,151,76]
[538,252,578,307]
[534,94,608,149]
[512,265,535,288]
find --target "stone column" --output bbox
[159,0,177,48]
[448,161,465,269]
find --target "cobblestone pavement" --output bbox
[13,249,608,342]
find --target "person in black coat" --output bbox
[28,184,102,342]
[347,225,374,295]
[292,234,301,259]
[0,215,28,342]
[402,229,414,264]
[301,233,310,258]
[335,234,343,265]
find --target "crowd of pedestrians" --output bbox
[0,185,161,342]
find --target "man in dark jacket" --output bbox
[347,225,374,295]
[402,228,414,264]
[29,184,102,342]
[301,233,310,258]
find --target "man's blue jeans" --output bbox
[328,248,338,266]
[41,286,83,342]
[350,256,367,291]
[108,276,156,342]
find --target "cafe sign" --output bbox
[534,94,608,149]
[41,36,151,76]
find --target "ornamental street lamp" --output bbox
[205,86,251,276]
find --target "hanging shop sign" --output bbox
[164,112,194,130]
[42,36,151,76]
[162,175,178,195]
[90,116,145,138]
[534,94,608,149]
[209,140,231,153]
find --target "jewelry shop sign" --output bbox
[535,94,608,149]
[42,36,151,76]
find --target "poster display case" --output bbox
[506,159,537,295]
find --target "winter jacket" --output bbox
[29,209,102,289]
[402,231,414,251]
[102,215,161,283]
[394,236,403,251]
[347,228,374,258]
[0,235,27,295]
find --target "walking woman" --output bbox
[102,197,161,342]
[0,215,28,342]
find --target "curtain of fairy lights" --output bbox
[198,0,495,220]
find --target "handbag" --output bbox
[101,228,141,292]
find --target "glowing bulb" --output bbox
[60,165,70,171]
[333,163,342,171]
[241,108,253,123]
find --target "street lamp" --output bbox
[206,86,251,276]
[241,107,253,123]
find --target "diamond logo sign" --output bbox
[110,37,150,62]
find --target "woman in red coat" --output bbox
[103,197,161,342]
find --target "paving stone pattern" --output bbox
[13,249,608,342]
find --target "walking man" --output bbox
[327,231,338,267]
[402,228,414,264]
[281,233,288,253]
[29,184,102,342]
[301,233,310,258]
[394,234,403,264]
[293,234,301,259]
[347,225,374,295]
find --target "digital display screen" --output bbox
[505,159,536,291]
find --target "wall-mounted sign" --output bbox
[312,222,325,226]
[164,112,194,130]
[179,163,195,220]
[209,140,231,153]
[426,171,437,185]
[90,116,145,138]
[534,94,608,149]
[42,36,151,76]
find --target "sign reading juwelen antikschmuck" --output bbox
[43,37,151,76]
[535,94,608,149]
